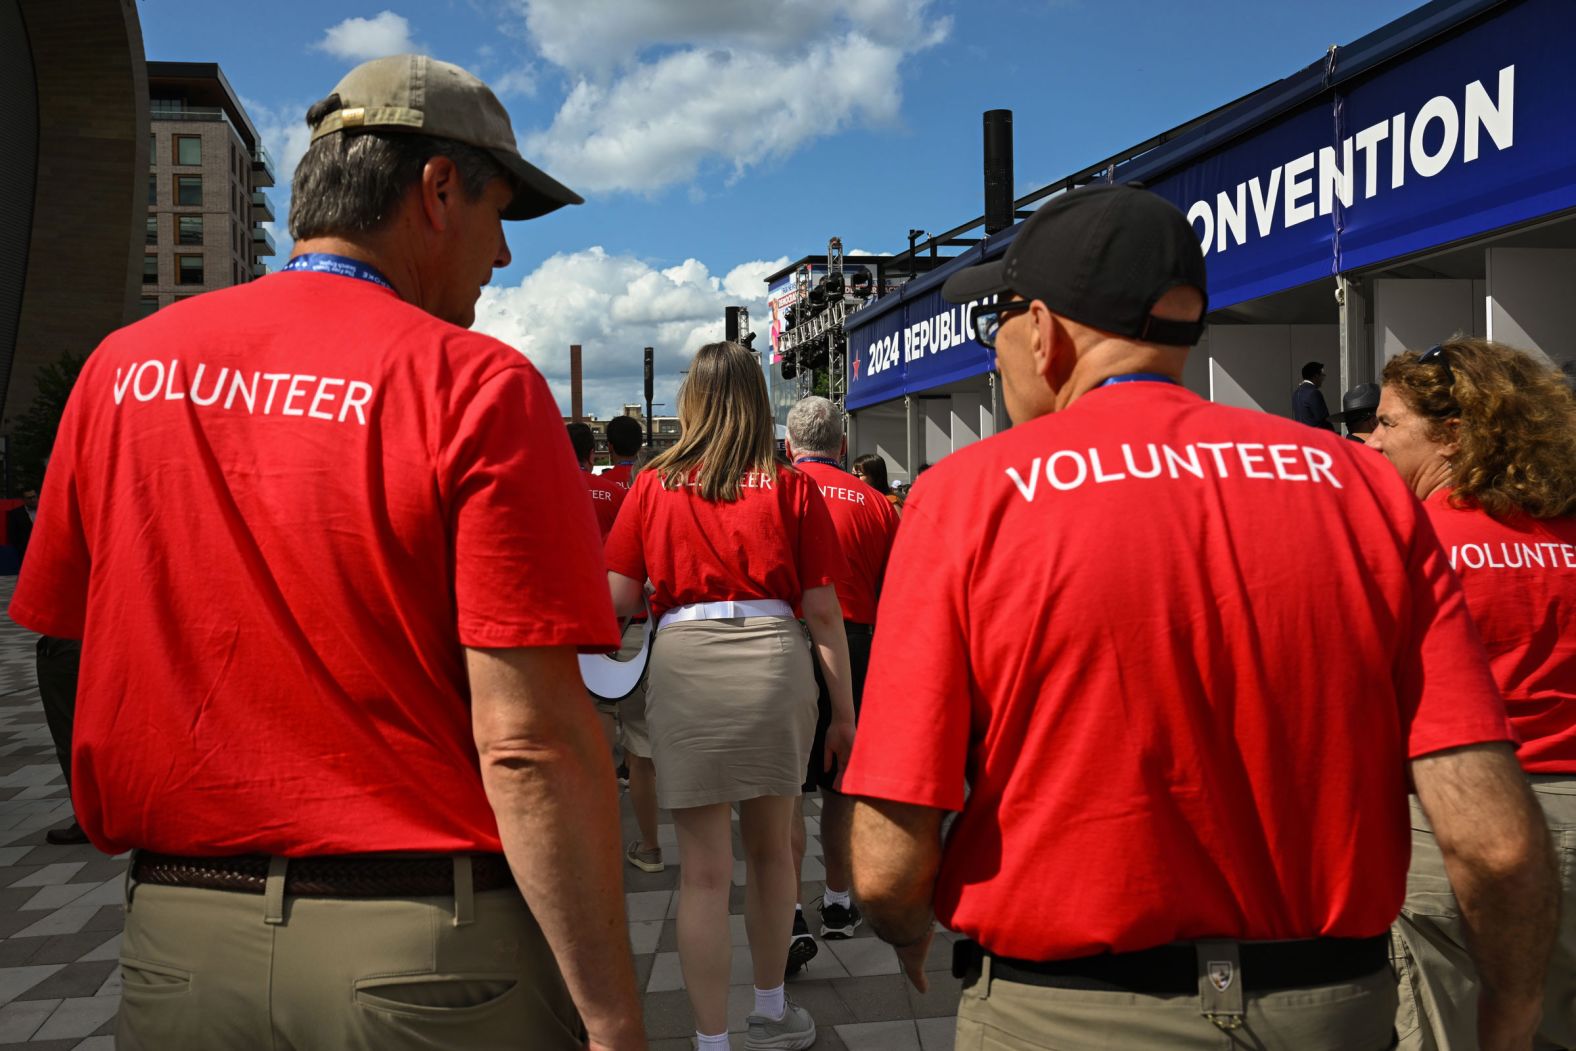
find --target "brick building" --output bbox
[141,62,274,316]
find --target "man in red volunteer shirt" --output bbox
[842,184,1556,1051]
[782,395,899,975]
[10,56,645,1051]
[568,421,626,539]
[604,415,643,490]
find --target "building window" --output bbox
[147,172,157,206]
[145,216,157,245]
[176,175,203,206]
[175,135,202,165]
[139,297,159,319]
[143,256,158,285]
[177,255,204,286]
[178,216,203,246]
[151,98,184,115]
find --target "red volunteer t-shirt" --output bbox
[604,462,636,491]
[10,271,620,857]
[584,469,626,540]
[1425,490,1576,773]
[794,460,900,624]
[841,381,1512,961]
[605,463,847,621]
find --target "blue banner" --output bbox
[847,0,1576,409]
[845,283,996,411]
[1335,0,1576,271]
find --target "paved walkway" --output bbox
[0,574,960,1048]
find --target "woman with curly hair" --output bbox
[604,341,854,1051]
[1368,337,1576,1051]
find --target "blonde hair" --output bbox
[1384,337,1576,519]
[646,341,777,502]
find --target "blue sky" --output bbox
[139,0,1424,415]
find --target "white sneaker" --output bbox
[744,999,816,1050]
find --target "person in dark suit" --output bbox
[7,488,37,562]
[1292,361,1335,429]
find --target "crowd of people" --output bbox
[6,53,1574,1051]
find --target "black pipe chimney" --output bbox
[983,109,1014,236]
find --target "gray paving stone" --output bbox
[32,996,119,1041]
[21,962,117,1002]
[74,935,119,965]
[10,907,98,940]
[18,885,99,913]
[917,1016,955,1050]
[836,1019,920,1050]
[8,865,84,890]
[0,965,62,1008]
[75,1035,117,1049]
[826,937,901,977]
[0,997,59,1042]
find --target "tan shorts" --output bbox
[646,616,815,810]
[118,859,582,1051]
[1393,779,1576,1051]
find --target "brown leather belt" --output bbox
[131,852,516,898]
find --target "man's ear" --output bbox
[418,155,460,231]
[1027,301,1067,386]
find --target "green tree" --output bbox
[12,352,85,492]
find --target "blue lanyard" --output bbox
[282,253,395,292]
[1099,373,1178,387]
[794,456,841,467]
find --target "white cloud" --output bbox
[491,65,538,98]
[243,97,317,262]
[313,11,417,63]
[472,247,788,418]
[513,0,949,195]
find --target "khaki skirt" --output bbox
[646,616,817,810]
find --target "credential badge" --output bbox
[1207,960,1234,992]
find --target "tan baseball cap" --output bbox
[308,54,582,221]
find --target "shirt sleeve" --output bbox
[1394,495,1515,758]
[604,473,647,582]
[840,487,971,811]
[439,364,619,652]
[795,476,847,594]
[9,380,91,638]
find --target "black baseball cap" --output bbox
[942,184,1207,347]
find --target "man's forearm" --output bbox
[1414,744,1559,1048]
[481,710,644,1046]
[1445,810,1558,1044]
[850,798,943,946]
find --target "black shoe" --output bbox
[818,897,862,940]
[615,761,630,788]
[44,821,88,846]
[785,908,818,978]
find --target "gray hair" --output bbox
[289,95,506,240]
[786,396,843,457]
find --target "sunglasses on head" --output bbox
[1419,343,1455,386]
[1417,344,1462,418]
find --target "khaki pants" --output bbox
[1394,779,1576,1051]
[955,956,1396,1050]
[117,860,584,1050]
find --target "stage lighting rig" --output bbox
[775,236,874,406]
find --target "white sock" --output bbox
[754,983,786,1021]
[823,887,851,908]
[696,1031,730,1048]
